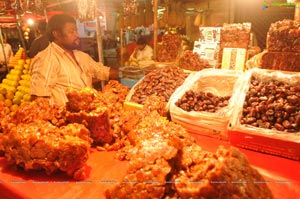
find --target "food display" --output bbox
[156,33,182,62]
[0,81,130,179]
[0,6,298,197]
[128,67,189,105]
[220,23,251,49]
[170,69,242,140]
[230,68,300,160]
[260,51,300,72]
[241,76,300,132]
[105,111,273,199]
[251,19,300,72]
[178,50,211,71]
[0,99,91,180]
[175,90,230,112]
[66,87,112,144]
[218,23,251,68]
[266,19,300,52]
[0,53,31,114]
[66,81,130,146]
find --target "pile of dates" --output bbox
[157,33,182,62]
[175,90,230,112]
[241,77,300,132]
[178,50,211,71]
[130,67,188,104]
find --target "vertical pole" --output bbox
[96,17,104,63]
[43,9,48,23]
[153,0,158,60]
[295,2,300,20]
[95,1,105,89]
[120,28,124,66]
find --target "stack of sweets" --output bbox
[261,19,300,72]
[218,23,251,69]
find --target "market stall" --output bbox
[0,0,300,199]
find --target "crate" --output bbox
[229,68,300,160]
[119,66,145,88]
[120,78,139,88]
[119,66,145,80]
[229,129,300,161]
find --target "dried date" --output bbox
[130,67,188,105]
[241,77,300,132]
[176,90,231,113]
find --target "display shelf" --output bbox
[0,135,299,199]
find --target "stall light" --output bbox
[27,18,35,26]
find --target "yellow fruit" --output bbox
[2,79,10,85]
[10,81,18,87]
[15,65,24,70]
[5,91,14,100]
[17,85,23,91]
[23,94,31,101]
[24,64,30,69]
[25,59,31,64]
[22,74,31,81]
[10,69,21,76]
[0,87,6,95]
[6,86,16,93]
[13,97,21,105]
[4,99,12,107]
[6,74,14,80]
[18,59,24,65]
[12,75,21,82]
[15,91,24,98]
[10,104,19,112]
[19,80,26,86]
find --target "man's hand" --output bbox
[109,68,119,80]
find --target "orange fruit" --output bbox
[5,91,14,100]
[4,99,12,107]
[10,104,19,112]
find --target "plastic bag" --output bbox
[169,68,244,139]
[230,68,300,140]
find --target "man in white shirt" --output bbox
[30,14,118,106]
[129,36,153,63]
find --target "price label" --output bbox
[221,48,247,71]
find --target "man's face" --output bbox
[137,44,146,51]
[55,22,80,50]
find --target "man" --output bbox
[129,36,153,63]
[30,14,119,106]
[27,21,50,58]
[0,33,13,66]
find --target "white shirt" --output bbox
[30,42,110,106]
[0,43,13,64]
[129,45,153,61]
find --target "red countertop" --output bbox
[0,133,299,199]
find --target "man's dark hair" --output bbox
[136,36,147,45]
[38,21,47,32]
[47,14,76,42]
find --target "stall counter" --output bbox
[0,134,299,199]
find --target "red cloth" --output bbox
[125,42,137,56]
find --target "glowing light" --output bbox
[27,18,34,26]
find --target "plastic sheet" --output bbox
[169,68,243,140]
